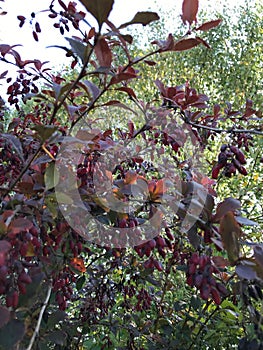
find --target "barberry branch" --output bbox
[26,284,52,350]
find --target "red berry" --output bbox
[12,291,19,308]
[155,236,165,248]
[6,293,13,307]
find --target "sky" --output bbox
[0,0,247,97]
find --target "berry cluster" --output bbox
[135,288,152,311]
[0,136,22,186]
[0,224,41,308]
[7,73,39,109]
[212,144,247,179]
[186,252,228,305]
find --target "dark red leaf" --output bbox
[0,240,11,253]
[80,0,114,27]
[182,0,199,25]
[173,38,201,51]
[0,44,21,57]
[196,19,222,31]
[119,11,160,29]
[152,33,175,52]
[94,37,112,67]
[195,36,211,49]
[213,197,241,222]
[8,218,33,236]
[110,72,137,85]
[116,87,137,99]
[219,212,241,263]
[236,262,257,280]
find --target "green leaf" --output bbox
[44,162,59,191]
[76,275,86,291]
[45,330,67,346]
[47,310,66,328]
[55,192,74,205]
[0,319,25,349]
[190,295,201,310]
[79,0,114,27]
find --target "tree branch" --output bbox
[26,284,52,350]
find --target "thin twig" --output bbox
[26,284,52,350]
[187,120,263,136]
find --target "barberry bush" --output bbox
[0,0,263,349]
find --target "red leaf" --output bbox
[195,36,211,49]
[152,33,175,52]
[236,262,257,280]
[0,44,21,57]
[110,72,137,85]
[219,212,241,263]
[94,36,112,67]
[116,87,137,99]
[213,197,241,222]
[173,38,201,51]
[196,19,222,31]
[0,240,11,254]
[119,11,160,29]
[80,0,114,26]
[182,0,199,25]
[8,218,33,236]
